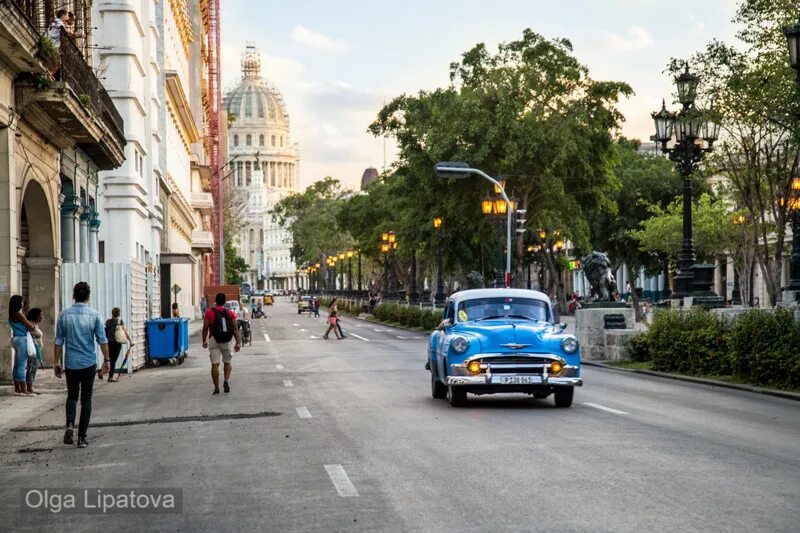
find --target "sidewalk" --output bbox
[0,369,114,437]
[1,319,203,436]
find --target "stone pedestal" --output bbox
[576,307,635,360]
[605,329,639,361]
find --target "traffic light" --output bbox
[515,209,527,235]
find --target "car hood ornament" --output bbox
[500,343,531,350]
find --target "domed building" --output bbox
[223,44,304,291]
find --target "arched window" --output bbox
[271,135,276,147]
[246,134,252,146]
[233,134,239,147]
[249,229,254,245]
[259,134,265,146]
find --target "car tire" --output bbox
[431,371,447,399]
[554,387,574,408]
[447,386,467,407]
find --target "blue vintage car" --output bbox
[428,288,582,407]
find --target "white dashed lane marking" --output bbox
[350,333,369,342]
[583,402,628,415]
[283,380,294,387]
[263,333,271,342]
[295,407,312,419]
[275,364,284,370]
[324,464,359,497]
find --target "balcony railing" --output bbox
[13,1,125,146]
[59,31,125,143]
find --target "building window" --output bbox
[245,161,251,187]
[271,135,276,147]
[259,134,265,146]
[253,161,259,172]
[99,241,105,263]
[236,161,243,187]
[280,136,284,147]
[246,134,252,146]
[233,134,239,147]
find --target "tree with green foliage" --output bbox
[671,0,800,305]
[271,177,354,287]
[224,240,249,285]
[367,29,632,309]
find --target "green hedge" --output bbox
[632,308,800,389]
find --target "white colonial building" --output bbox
[223,45,304,291]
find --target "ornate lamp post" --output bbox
[784,179,800,293]
[387,231,399,300]
[433,217,446,305]
[380,233,390,296]
[346,250,354,294]
[482,181,509,288]
[652,64,720,300]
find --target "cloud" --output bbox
[291,25,350,55]
[600,25,654,52]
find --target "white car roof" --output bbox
[448,288,551,305]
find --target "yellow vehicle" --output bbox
[297,295,312,314]
[263,294,274,306]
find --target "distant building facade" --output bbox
[223,45,304,291]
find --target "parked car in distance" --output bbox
[297,295,313,314]
[428,288,582,407]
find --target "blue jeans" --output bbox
[11,336,28,382]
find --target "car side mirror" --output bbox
[437,318,453,331]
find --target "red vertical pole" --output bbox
[208,0,223,284]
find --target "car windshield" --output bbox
[456,297,550,323]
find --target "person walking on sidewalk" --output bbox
[25,308,44,395]
[8,295,36,396]
[313,297,321,318]
[105,307,132,382]
[323,298,342,340]
[202,293,241,394]
[53,282,110,448]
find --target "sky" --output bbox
[220,0,740,190]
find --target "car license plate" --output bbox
[493,375,540,385]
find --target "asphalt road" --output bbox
[1,298,798,532]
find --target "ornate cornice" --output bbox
[169,0,195,57]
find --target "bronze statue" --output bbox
[582,251,617,302]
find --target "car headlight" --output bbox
[451,337,470,353]
[561,337,578,354]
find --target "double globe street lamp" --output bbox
[784,20,800,296]
[652,64,721,301]
[433,217,446,305]
[380,231,399,300]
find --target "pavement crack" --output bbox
[11,411,282,432]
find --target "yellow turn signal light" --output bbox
[467,361,482,375]
[550,362,563,374]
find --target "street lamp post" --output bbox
[346,250,354,294]
[381,234,390,296]
[388,232,399,300]
[784,23,800,297]
[433,217,446,305]
[652,65,720,300]
[435,162,513,287]
[357,251,363,295]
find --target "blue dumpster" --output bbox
[145,318,182,360]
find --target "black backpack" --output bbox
[211,308,234,343]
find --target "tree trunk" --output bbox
[626,263,642,322]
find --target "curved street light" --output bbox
[435,161,513,287]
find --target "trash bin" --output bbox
[145,318,182,360]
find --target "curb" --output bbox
[582,360,800,402]
[349,314,428,335]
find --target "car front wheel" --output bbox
[554,387,574,408]
[431,371,446,399]
[447,386,467,407]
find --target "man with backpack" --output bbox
[202,293,241,394]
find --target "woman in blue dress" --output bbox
[8,295,36,396]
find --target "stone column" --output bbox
[0,126,18,382]
[79,209,90,263]
[25,257,61,365]
[89,211,100,262]
[60,196,81,263]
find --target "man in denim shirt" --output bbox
[54,282,110,448]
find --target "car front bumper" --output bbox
[445,375,582,386]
